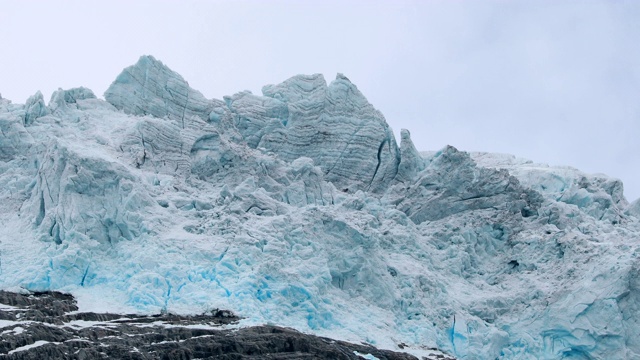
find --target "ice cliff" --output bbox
[1,55,639,359]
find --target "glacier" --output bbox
[1,55,639,359]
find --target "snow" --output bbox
[1,55,639,359]
[8,340,53,354]
[0,303,20,310]
[354,351,380,360]
[0,320,28,328]
[63,319,122,329]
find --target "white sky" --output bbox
[1,0,639,201]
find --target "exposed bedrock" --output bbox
[0,291,435,360]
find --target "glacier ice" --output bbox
[1,55,639,359]
[628,199,640,218]
[24,91,49,126]
[395,129,425,183]
[104,55,216,127]
[258,72,400,193]
[386,146,542,224]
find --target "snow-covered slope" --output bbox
[1,55,639,359]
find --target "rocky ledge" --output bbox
[0,291,454,360]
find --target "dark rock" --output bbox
[0,291,451,360]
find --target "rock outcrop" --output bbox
[0,291,442,360]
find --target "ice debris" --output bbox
[0,55,639,360]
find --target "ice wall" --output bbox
[104,55,216,129]
[258,73,400,194]
[1,55,639,360]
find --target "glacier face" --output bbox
[1,55,639,359]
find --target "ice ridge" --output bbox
[105,55,216,128]
[0,55,639,360]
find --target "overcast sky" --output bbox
[1,0,639,201]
